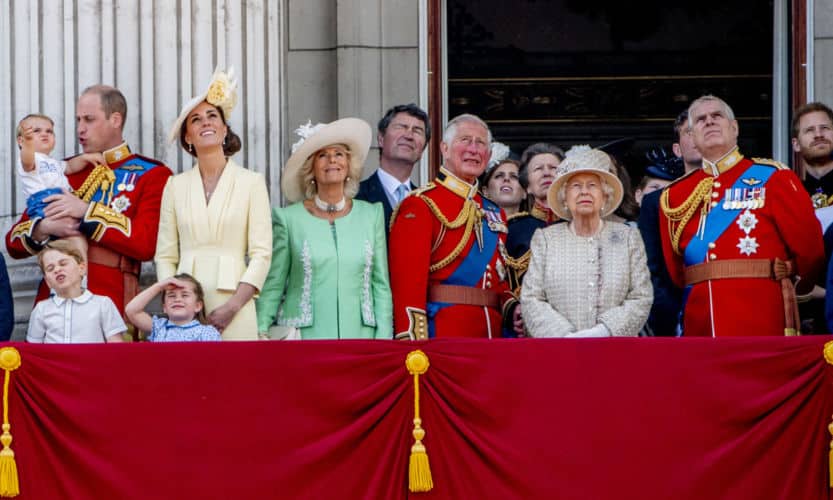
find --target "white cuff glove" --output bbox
[565,324,610,338]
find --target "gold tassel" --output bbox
[406,350,432,492]
[0,348,21,498]
[823,342,833,487]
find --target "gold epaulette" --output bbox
[751,158,789,170]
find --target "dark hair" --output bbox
[609,156,640,222]
[178,104,242,157]
[481,158,521,185]
[162,273,208,324]
[519,143,565,187]
[791,102,833,138]
[81,85,128,129]
[673,109,689,139]
[377,103,431,148]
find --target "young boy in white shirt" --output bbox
[26,240,126,343]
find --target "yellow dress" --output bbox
[155,159,272,340]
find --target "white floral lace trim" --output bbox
[361,239,376,326]
[278,240,313,327]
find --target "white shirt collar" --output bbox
[51,289,93,306]
[376,168,410,198]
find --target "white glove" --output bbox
[565,324,610,338]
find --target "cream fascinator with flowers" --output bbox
[168,67,239,143]
[547,145,624,220]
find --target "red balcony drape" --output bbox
[5,337,833,499]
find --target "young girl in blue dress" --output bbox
[125,274,221,341]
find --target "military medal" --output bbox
[111,195,131,214]
[484,209,507,233]
[736,209,758,234]
[118,172,137,192]
[812,188,828,209]
[737,236,759,256]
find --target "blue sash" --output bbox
[679,163,775,336]
[683,164,775,266]
[427,199,501,337]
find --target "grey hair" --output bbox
[300,149,359,200]
[556,172,614,218]
[442,113,493,145]
[687,95,736,129]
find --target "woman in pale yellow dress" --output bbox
[155,69,272,340]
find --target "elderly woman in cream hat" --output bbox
[155,68,273,340]
[255,118,392,339]
[520,146,652,338]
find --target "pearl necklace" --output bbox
[314,195,346,213]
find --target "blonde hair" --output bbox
[300,145,360,200]
[37,240,84,270]
[17,113,54,138]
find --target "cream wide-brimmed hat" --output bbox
[281,118,372,203]
[547,145,624,220]
[168,67,238,143]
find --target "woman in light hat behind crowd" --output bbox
[520,145,652,338]
[156,68,273,340]
[255,118,392,339]
[479,142,526,218]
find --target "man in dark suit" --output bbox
[356,103,430,234]
[637,109,702,336]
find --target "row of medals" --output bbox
[722,187,765,210]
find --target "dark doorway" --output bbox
[446,0,774,174]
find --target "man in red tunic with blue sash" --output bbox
[5,85,171,318]
[389,114,513,339]
[659,95,824,336]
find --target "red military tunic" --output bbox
[389,167,513,339]
[6,143,172,314]
[659,147,824,336]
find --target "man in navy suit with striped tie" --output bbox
[356,103,430,236]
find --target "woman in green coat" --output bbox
[256,118,392,339]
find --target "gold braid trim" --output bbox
[660,177,714,256]
[420,195,473,229]
[427,200,478,272]
[412,193,481,273]
[75,164,116,203]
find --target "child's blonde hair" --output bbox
[16,113,54,138]
[37,240,84,271]
[162,273,208,324]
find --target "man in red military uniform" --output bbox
[6,85,171,317]
[659,95,824,336]
[389,113,513,339]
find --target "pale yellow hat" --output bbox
[547,145,624,220]
[168,67,238,143]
